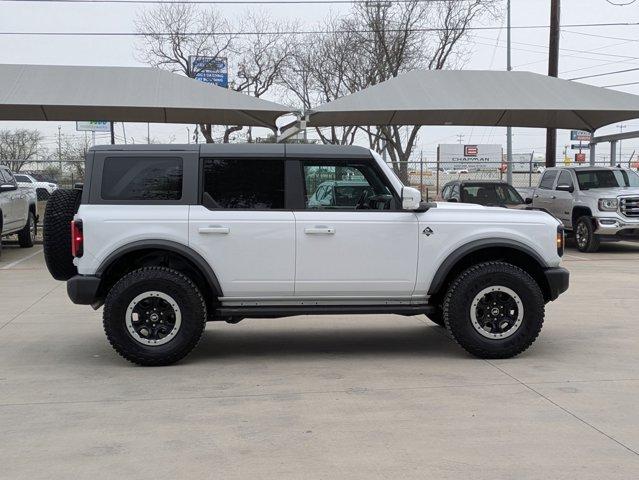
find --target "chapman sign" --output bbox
[438,144,503,170]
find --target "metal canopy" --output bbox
[307,70,639,130]
[0,64,293,127]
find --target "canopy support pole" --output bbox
[610,141,617,167]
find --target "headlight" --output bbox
[598,198,618,211]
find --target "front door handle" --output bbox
[551,195,556,199]
[304,226,335,235]
[534,194,539,198]
[198,225,230,234]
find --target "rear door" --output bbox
[533,169,558,212]
[189,150,296,298]
[292,155,419,298]
[553,170,575,227]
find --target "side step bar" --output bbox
[213,304,436,320]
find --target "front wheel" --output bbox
[442,261,545,359]
[103,267,207,366]
[575,216,600,253]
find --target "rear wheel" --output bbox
[103,267,207,366]
[442,261,545,359]
[575,216,600,253]
[18,211,36,248]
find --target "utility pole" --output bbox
[506,0,513,185]
[110,121,115,145]
[57,125,63,174]
[456,134,465,144]
[545,0,561,167]
[618,124,626,165]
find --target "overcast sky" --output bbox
[1,0,639,163]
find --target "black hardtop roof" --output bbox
[89,143,372,158]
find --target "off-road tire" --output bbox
[103,267,207,366]
[442,261,545,359]
[575,216,600,253]
[18,211,36,248]
[43,188,82,280]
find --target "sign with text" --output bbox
[76,121,110,132]
[189,56,229,88]
[438,144,503,170]
[571,130,592,142]
[575,153,587,163]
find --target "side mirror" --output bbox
[525,197,533,205]
[0,183,17,193]
[401,186,422,210]
[556,184,574,193]
[448,198,458,203]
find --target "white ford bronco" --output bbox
[530,166,639,252]
[43,144,569,366]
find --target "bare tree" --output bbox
[283,0,497,182]
[136,5,294,143]
[0,129,44,173]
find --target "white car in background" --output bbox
[13,173,58,200]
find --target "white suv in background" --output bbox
[42,144,569,366]
[14,173,58,201]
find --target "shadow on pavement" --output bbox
[189,322,463,361]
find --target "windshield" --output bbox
[576,169,639,189]
[460,184,523,205]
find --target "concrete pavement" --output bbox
[1,240,639,479]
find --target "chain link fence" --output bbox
[389,159,637,201]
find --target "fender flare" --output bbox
[427,238,549,296]
[96,240,224,297]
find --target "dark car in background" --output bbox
[441,180,527,208]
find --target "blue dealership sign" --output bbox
[189,56,228,88]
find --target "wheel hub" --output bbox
[126,291,181,346]
[470,286,524,339]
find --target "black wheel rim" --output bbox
[470,286,523,339]
[126,291,181,346]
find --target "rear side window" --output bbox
[101,157,183,201]
[539,170,558,189]
[202,158,285,209]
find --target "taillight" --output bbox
[71,220,83,258]
[556,225,565,257]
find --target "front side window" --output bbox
[202,158,285,209]
[14,174,32,183]
[556,170,574,190]
[574,169,639,189]
[461,184,523,205]
[101,157,183,201]
[303,161,394,210]
[539,170,558,189]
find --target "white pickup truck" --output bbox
[0,165,37,257]
[526,166,639,252]
[42,144,569,366]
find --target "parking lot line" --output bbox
[0,248,43,270]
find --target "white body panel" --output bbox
[74,205,190,274]
[414,203,562,294]
[293,210,419,296]
[1,169,34,235]
[188,206,295,297]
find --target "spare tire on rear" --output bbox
[43,188,82,281]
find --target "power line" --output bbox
[0,0,470,4]
[1,22,639,37]
[568,66,639,80]
[603,81,639,88]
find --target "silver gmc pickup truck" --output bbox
[528,166,639,252]
[0,165,38,257]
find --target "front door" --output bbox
[189,156,295,298]
[293,158,419,298]
[533,170,558,213]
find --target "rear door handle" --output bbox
[198,225,230,234]
[304,226,335,235]
[533,194,539,198]
[551,195,556,199]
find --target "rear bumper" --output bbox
[544,267,570,301]
[67,275,101,306]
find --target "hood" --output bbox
[579,187,639,198]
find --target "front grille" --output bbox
[620,197,639,217]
